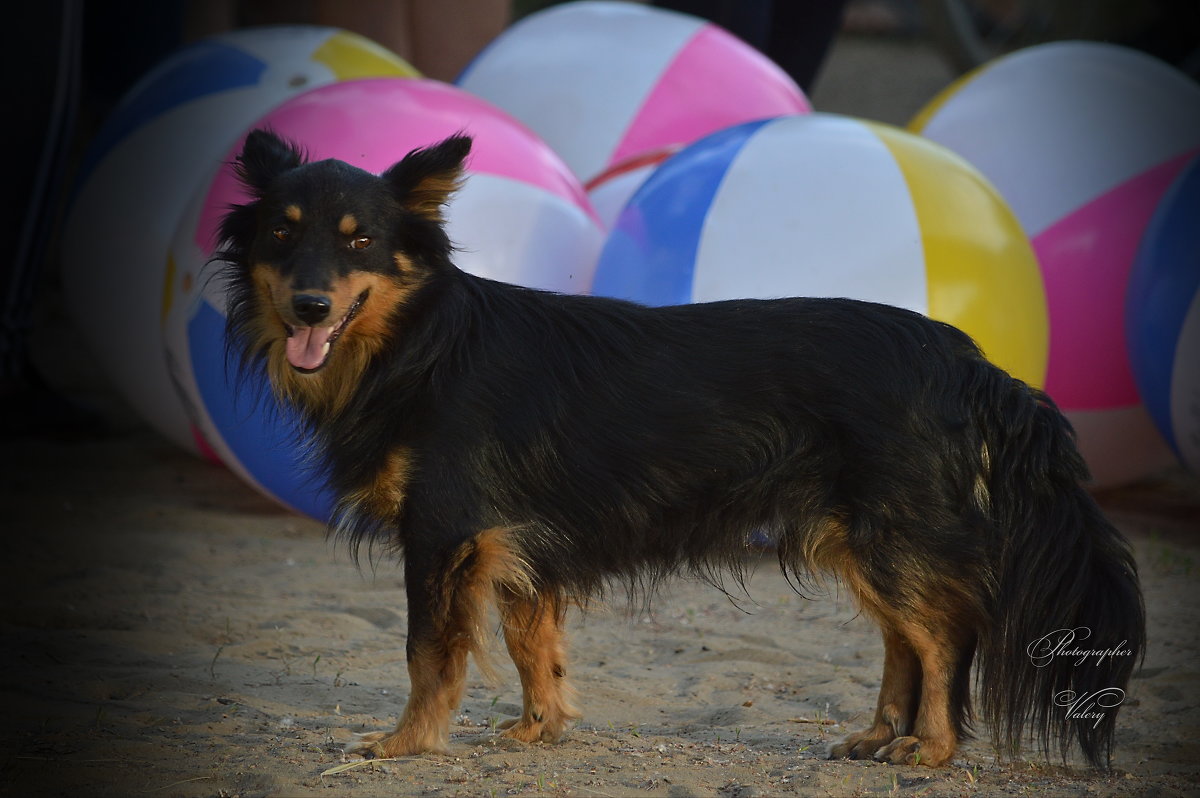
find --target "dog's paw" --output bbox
[343,729,445,759]
[872,735,952,767]
[496,706,577,745]
[830,724,897,760]
[498,717,554,744]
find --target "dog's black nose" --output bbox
[292,294,332,325]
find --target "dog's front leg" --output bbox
[346,549,473,758]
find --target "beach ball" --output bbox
[61,25,417,456]
[585,145,680,230]
[457,0,810,184]
[594,113,1048,388]
[1127,155,1200,472]
[166,77,603,519]
[910,41,1199,485]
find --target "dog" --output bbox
[215,129,1145,768]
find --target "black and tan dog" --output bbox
[216,130,1144,768]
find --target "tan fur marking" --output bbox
[338,213,357,235]
[498,592,580,743]
[249,262,289,360]
[974,442,992,511]
[251,264,426,416]
[284,204,302,222]
[393,252,420,279]
[442,527,537,682]
[801,517,886,614]
[405,174,465,222]
[343,448,413,520]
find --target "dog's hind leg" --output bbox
[871,612,974,766]
[830,626,920,759]
[497,590,581,743]
[814,521,977,767]
[838,579,979,766]
[832,602,973,767]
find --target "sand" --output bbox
[4,418,1199,797]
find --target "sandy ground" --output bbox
[6,22,1200,798]
[4,407,1200,798]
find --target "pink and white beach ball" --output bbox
[457,0,810,184]
[910,42,1200,486]
[164,77,603,518]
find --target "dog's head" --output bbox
[216,130,470,411]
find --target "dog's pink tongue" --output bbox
[286,326,333,370]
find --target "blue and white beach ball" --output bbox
[594,113,1049,388]
[1127,154,1200,472]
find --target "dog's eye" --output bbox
[272,227,290,242]
[350,236,373,250]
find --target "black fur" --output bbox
[216,130,1145,767]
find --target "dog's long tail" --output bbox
[976,381,1145,768]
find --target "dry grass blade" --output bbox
[788,716,839,725]
[321,758,402,776]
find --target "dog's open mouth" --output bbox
[284,291,367,373]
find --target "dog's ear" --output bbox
[382,135,472,222]
[234,129,305,195]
